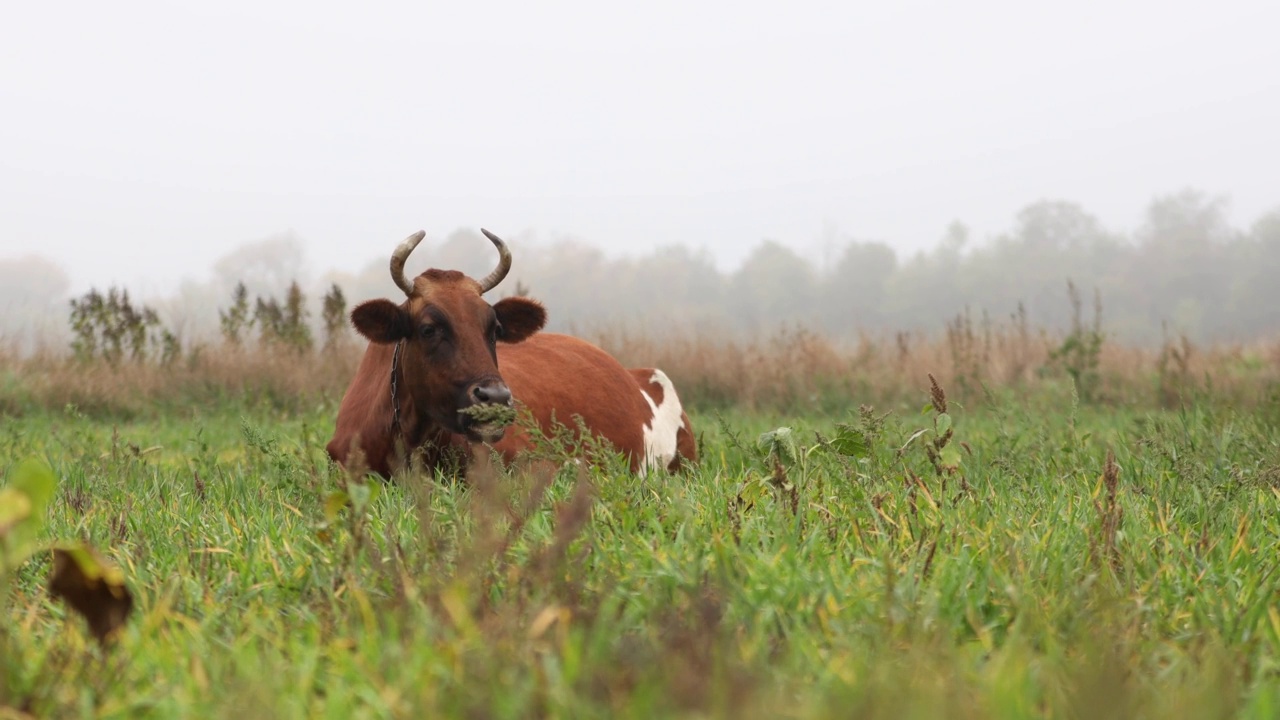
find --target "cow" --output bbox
[326,229,697,479]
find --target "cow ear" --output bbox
[492,297,546,344]
[351,299,411,344]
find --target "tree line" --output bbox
[330,188,1276,346]
[1,188,1277,351]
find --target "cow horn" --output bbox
[390,230,426,296]
[477,229,513,294]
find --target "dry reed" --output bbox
[2,321,1278,418]
[0,345,358,418]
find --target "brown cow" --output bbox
[326,229,697,479]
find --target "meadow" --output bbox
[3,318,1280,718]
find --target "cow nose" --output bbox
[471,382,512,406]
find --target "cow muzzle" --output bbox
[469,382,512,406]
[457,380,516,443]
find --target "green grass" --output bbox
[3,386,1280,718]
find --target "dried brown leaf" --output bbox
[47,544,134,645]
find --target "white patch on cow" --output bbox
[637,369,685,478]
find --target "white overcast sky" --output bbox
[2,0,1277,295]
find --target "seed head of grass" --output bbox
[928,373,947,414]
[458,403,518,426]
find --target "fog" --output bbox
[7,190,1279,355]
[2,1,1278,313]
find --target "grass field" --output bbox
[3,372,1280,719]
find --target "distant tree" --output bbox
[883,221,969,330]
[519,239,611,331]
[321,283,349,349]
[283,281,313,351]
[252,281,312,352]
[325,261,395,307]
[0,255,71,350]
[219,282,253,346]
[1225,208,1280,338]
[68,287,168,364]
[727,240,818,333]
[253,296,285,345]
[961,201,1118,332]
[616,244,726,333]
[213,232,307,300]
[1129,190,1237,340]
[1251,207,1280,247]
[1139,189,1234,249]
[431,228,503,279]
[818,240,896,335]
[0,255,70,310]
[1013,200,1108,251]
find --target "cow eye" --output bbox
[491,322,503,342]
[419,324,437,340]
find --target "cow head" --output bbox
[350,229,546,443]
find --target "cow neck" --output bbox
[387,339,449,458]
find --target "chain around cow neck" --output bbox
[389,339,404,443]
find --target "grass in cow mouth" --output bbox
[2,377,1280,718]
[457,402,518,426]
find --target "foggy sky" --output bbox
[2,0,1278,296]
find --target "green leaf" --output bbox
[830,424,870,458]
[0,488,34,540]
[935,413,952,436]
[939,447,962,470]
[323,491,349,521]
[11,459,56,514]
[0,459,58,573]
[349,483,372,512]
[738,477,768,506]
[757,427,799,465]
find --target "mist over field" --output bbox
[4,188,1280,352]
